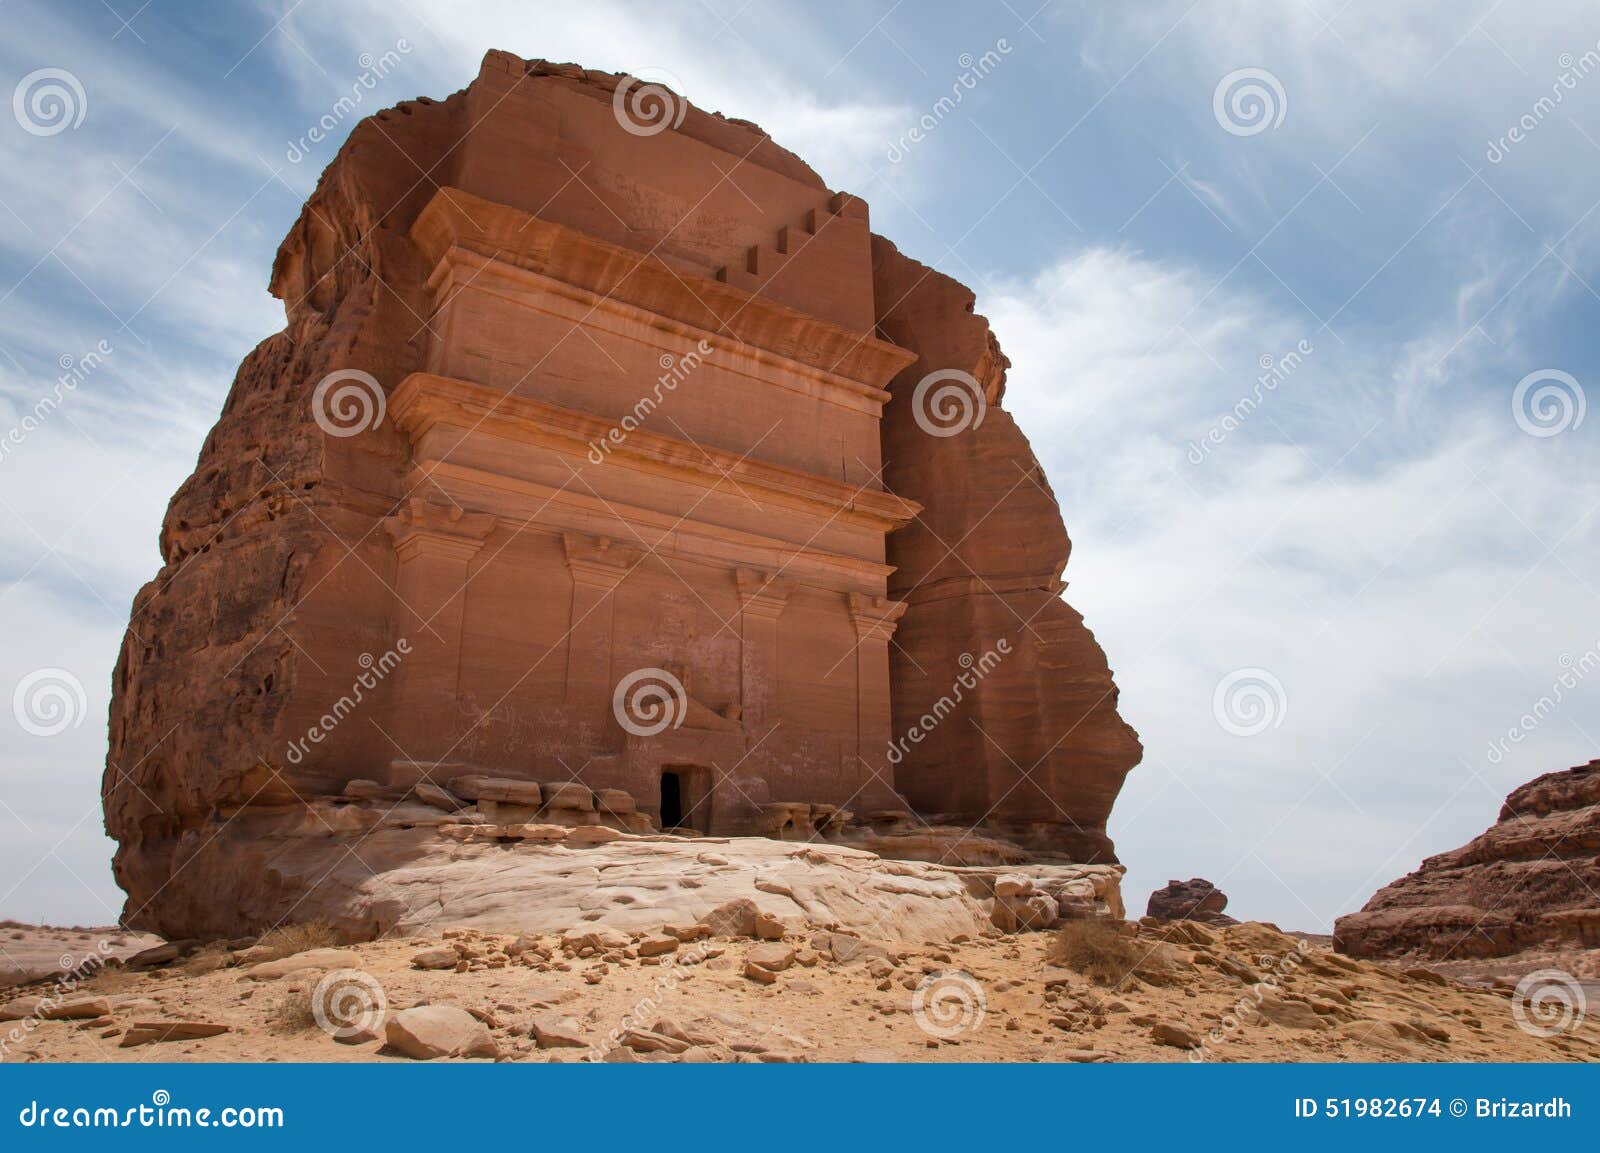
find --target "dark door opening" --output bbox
[660,771,683,829]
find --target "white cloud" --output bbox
[270,0,913,193]
[986,243,1599,928]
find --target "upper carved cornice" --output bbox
[409,187,917,394]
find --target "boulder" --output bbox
[1151,1021,1200,1049]
[243,948,363,980]
[124,942,191,969]
[620,1027,690,1054]
[1145,878,1237,926]
[450,775,542,807]
[529,1013,587,1049]
[0,996,112,1021]
[413,783,464,812]
[637,934,678,958]
[991,891,1059,933]
[596,789,635,814]
[746,943,797,973]
[994,874,1034,899]
[1252,994,1328,1031]
[561,927,630,953]
[119,1021,230,1047]
[384,1005,498,1060]
[541,783,595,812]
[411,946,459,971]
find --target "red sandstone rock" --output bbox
[1145,878,1237,925]
[871,241,1142,862]
[101,51,1139,939]
[1335,759,1600,959]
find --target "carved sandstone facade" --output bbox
[103,53,1142,936]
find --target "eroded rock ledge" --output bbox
[126,782,1123,944]
[1335,758,1600,960]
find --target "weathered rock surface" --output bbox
[1335,759,1600,959]
[104,805,1123,943]
[119,1020,230,1048]
[0,995,112,1021]
[101,49,1140,938]
[384,1005,498,1060]
[1145,878,1237,926]
[872,242,1143,863]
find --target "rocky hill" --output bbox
[1335,758,1600,962]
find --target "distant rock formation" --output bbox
[1145,878,1236,925]
[1335,759,1600,959]
[101,52,1141,939]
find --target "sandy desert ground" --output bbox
[2,916,1594,1063]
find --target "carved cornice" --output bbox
[562,532,641,590]
[410,187,918,392]
[846,592,909,642]
[736,567,793,621]
[390,372,921,532]
[407,459,896,594]
[384,499,496,564]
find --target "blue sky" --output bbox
[1,0,1596,931]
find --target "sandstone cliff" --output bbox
[872,241,1142,862]
[1335,758,1600,959]
[102,52,1141,938]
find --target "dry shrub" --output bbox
[267,984,318,1034]
[254,921,340,961]
[1052,919,1176,987]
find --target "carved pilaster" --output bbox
[736,568,792,730]
[563,533,641,728]
[847,592,908,807]
[382,500,496,761]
